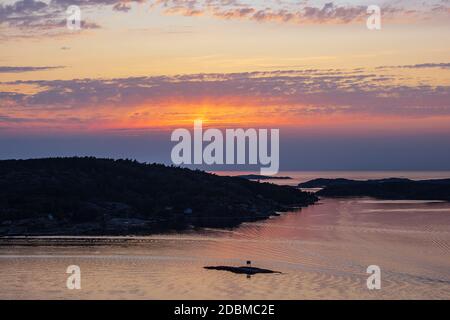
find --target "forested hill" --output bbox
[0,157,318,236]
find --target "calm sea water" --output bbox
[0,172,449,299]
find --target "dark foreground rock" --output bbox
[0,157,318,236]
[298,178,450,201]
[204,266,281,275]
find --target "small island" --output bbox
[0,157,318,236]
[299,178,450,201]
[204,266,281,275]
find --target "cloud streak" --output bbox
[1,0,449,40]
[0,65,66,73]
[153,0,450,25]
[156,1,374,24]
[1,66,449,132]
[378,63,450,70]
[0,0,138,39]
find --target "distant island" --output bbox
[0,157,318,236]
[235,174,292,180]
[298,178,450,201]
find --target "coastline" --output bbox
[2,164,450,238]
[0,158,318,237]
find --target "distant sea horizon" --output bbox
[212,171,450,186]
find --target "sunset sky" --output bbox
[1,0,450,170]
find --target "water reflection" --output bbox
[1,197,449,299]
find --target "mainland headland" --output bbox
[298,178,450,201]
[0,157,317,236]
